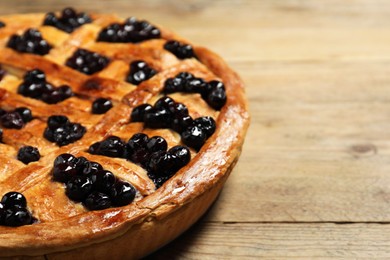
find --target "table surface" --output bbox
[2,0,390,258]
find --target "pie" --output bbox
[0,8,249,259]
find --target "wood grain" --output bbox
[0,0,389,258]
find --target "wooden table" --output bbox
[1,0,390,258]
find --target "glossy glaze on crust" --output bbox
[0,12,249,258]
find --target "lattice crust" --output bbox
[0,10,249,257]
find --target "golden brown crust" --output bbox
[0,11,249,259]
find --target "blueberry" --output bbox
[52,162,77,183]
[48,115,69,130]
[146,136,167,153]
[90,170,116,193]
[163,77,184,93]
[193,116,216,138]
[97,17,160,43]
[144,108,171,129]
[17,146,40,164]
[127,133,149,150]
[84,191,111,211]
[92,98,113,114]
[14,107,33,123]
[125,133,150,164]
[130,104,152,122]
[74,156,88,173]
[58,85,73,99]
[24,69,46,83]
[88,141,101,155]
[1,192,27,208]
[146,151,175,176]
[82,161,103,176]
[7,29,52,55]
[110,181,136,206]
[66,175,93,202]
[66,48,110,75]
[169,145,191,172]
[126,60,156,85]
[1,112,24,129]
[0,203,5,224]
[4,207,32,227]
[184,77,206,93]
[164,40,196,59]
[92,136,125,158]
[155,96,175,111]
[149,176,170,189]
[0,21,5,28]
[53,153,77,167]
[168,102,188,117]
[171,115,193,133]
[207,86,227,110]
[181,125,207,151]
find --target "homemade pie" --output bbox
[0,8,249,259]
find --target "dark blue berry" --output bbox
[168,102,188,117]
[14,107,33,123]
[169,145,191,172]
[92,98,113,114]
[181,125,207,151]
[172,115,193,133]
[164,40,195,59]
[127,60,157,85]
[207,82,227,110]
[4,207,32,227]
[66,175,93,202]
[48,115,69,130]
[44,8,92,33]
[130,104,152,122]
[52,162,78,183]
[97,17,160,43]
[54,153,77,167]
[82,161,103,176]
[84,191,111,211]
[126,133,150,164]
[66,48,110,75]
[144,108,172,129]
[7,29,52,55]
[1,112,24,129]
[0,21,5,28]
[184,78,207,93]
[24,69,46,83]
[146,136,167,153]
[146,151,175,176]
[1,192,27,208]
[193,116,216,138]
[17,146,40,164]
[89,136,125,158]
[154,96,175,111]
[74,156,88,173]
[91,170,116,193]
[110,181,136,206]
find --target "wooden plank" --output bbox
[147,222,390,259]
[206,60,390,222]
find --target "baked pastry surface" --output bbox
[0,8,249,259]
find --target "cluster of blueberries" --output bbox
[0,192,34,227]
[126,60,157,85]
[97,17,161,43]
[66,48,110,75]
[164,72,227,110]
[17,146,41,165]
[131,96,216,151]
[0,107,33,129]
[18,69,73,104]
[52,154,137,211]
[43,115,86,146]
[88,133,191,188]
[43,7,92,33]
[7,28,52,56]
[164,40,196,60]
